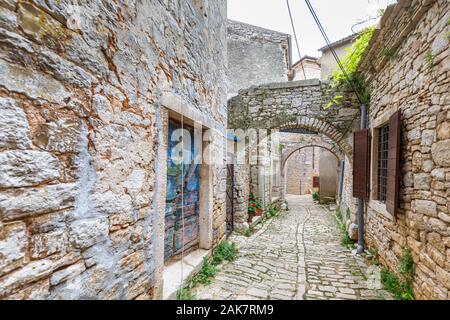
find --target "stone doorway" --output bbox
[160,107,215,299]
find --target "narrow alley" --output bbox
[195,196,393,300]
[0,0,448,301]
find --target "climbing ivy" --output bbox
[324,27,376,109]
[331,27,375,86]
[425,50,437,79]
[447,19,450,41]
[382,46,396,60]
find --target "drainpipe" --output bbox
[356,104,367,254]
[338,160,345,203]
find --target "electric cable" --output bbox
[286,0,308,80]
[304,0,363,104]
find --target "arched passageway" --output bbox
[280,138,344,203]
[227,79,359,229]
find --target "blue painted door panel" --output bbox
[164,120,200,262]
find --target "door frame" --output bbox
[153,98,214,298]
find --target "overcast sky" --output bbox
[227,0,397,61]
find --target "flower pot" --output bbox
[247,214,254,223]
[254,208,263,216]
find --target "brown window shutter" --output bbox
[386,110,402,216]
[353,129,370,199]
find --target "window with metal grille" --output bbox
[377,125,389,202]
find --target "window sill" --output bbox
[368,200,394,221]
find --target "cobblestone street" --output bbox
[195,195,393,300]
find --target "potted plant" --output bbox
[248,193,263,222]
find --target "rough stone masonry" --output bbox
[359,0,450,300]
[0,0,227,299]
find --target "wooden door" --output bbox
[164,120,200,262]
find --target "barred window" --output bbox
[377,125,389,202]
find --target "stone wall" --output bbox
[0,0,227,300]
[319,36,355,80]
[227,20,291,98]
[318,149,338,202]
[292,58,321,81]
[359,0,449,300]
[285,148,319,195]
[340,154,358,225]
[280,133,320,195]
[229,164,250,232]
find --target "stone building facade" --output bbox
[359,0,449,300]
[0,0,227,300]
[292,56,321,81]
[227,20,292,98]
[285,147,320,195]
[319,34,357,80]
[225,20,294,231]
[318,149,339,202]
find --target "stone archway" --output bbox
[227,79,358,216]
[280,139,344,202]
[279,117,353,158]
[228,79,359,160]
[281,140,344,172]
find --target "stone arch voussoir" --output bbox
[278,116,353,161]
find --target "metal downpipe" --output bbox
[356,104,367,254]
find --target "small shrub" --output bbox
[382,47,396,60]
[177,287,196,300]
[336,209,354,249]
[191,258,218,286]
[381,268,414,300]
[265,202,280,218]
[340,232,353,248]
[284,200,289,210]
[425,50,437,78]
[398,249,415,286]
[336,208,343,222]
[325,27,375,108]
[267,207,279,218]
[425,50,434,67]
[381,249,415,300]
[244,227,254,237]
[312,192,319,202]
[212,242,238,265]
[368,248,380,266]
[178,241,238,298]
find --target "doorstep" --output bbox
[249,215,263,228]
[162,249,211,300]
